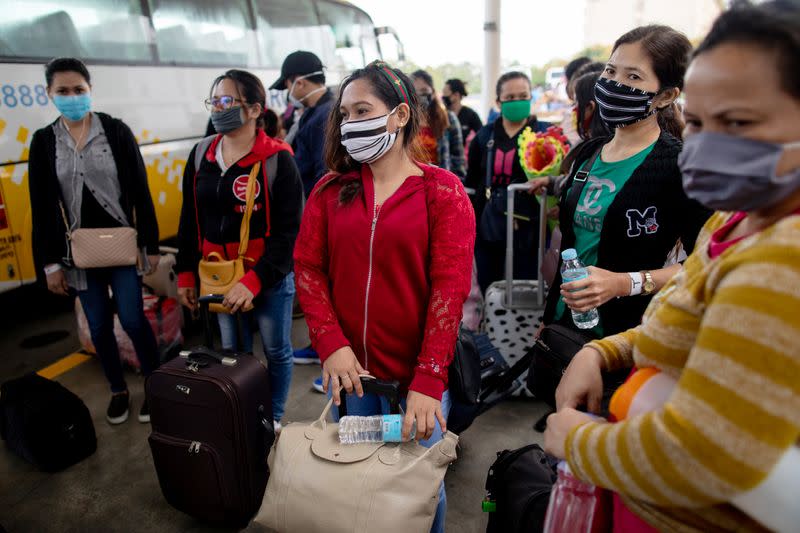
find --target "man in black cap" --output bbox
[271,51,332,372]
[270,50,334,197]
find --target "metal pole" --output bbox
[481,0,501,120]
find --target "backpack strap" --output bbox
[265,152,278,197]
[193,135,217,173]
[484,130,496,199]
[563,145,603,220]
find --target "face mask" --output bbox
[340,107,399,164]
[442,95,452,109]
[288,71,325,109]
[417,93,432,108]
[594,77,658,129]
[53,94,91,121]
[679,132,800,212]
[211,106,245,134]
[500,99,531,122]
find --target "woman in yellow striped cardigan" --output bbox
[544,2,800,531]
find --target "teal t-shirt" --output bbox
[554,141,656,335]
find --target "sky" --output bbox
[350,0,587,68]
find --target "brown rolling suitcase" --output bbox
[145,295,274,526]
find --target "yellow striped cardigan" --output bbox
[566,212,800,532]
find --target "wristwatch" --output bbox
[641,271,656,295]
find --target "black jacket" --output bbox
[176,132,304,293]
[28,112,159,270]
[543,133,712,336]
[466,116,552,231]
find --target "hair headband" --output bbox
[372,61,410,107]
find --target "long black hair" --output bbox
[561,71,611,174]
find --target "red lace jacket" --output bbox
[294,163,475,400]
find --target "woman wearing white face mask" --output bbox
[293,61,475,533]
[545,2,800,531]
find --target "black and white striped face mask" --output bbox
[340,107,399,164]
[594,77,658,129]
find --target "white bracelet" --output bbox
[44,263,62,275]
[628,272,643,296]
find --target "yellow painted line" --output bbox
[37,352,92,380]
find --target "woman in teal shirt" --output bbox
[538,25,711,338]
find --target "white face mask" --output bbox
[340,107,399,164]
[288,70,325,109]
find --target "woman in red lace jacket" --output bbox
[294,61,474,532]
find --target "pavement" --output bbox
[0,286,548,533]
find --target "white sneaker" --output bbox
[273,420,282,435]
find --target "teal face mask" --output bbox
[500,99,531,122]
[53,94,92,121]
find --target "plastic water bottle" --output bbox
[338,415,414,444]
[561,248,599,329]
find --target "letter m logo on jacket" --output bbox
[626,206,659,237]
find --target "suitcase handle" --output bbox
[179,346,238,367]
[505,184,547,309]
[197,295,246,352]
[338,375,401,416]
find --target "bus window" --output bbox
[0,0,151,62]
[252,0,331,69]
[148,0,258,66]
[315,1,377,71]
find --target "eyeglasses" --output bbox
[204,95,243,111]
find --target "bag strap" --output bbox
[265,153,278,197]
[563,145,603,222]
[237,161,261,258]
[193,135,217,173]
[484,131,496,198]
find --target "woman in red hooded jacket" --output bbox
[294,61,474,532]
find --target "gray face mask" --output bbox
[211,106,245,134]
[679,131,800,212]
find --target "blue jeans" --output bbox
[218,273,294,422]
[330,388,451,533]
[77,266,159,394]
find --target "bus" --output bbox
[0,0,401,294]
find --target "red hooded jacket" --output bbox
[176,130,304,296]
[294,163,475,400]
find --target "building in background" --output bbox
[583,0,723,46]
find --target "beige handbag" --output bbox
[198,161,260,314]
[59,202,139,269]
[252,392,459,533]
[68,227,139,269]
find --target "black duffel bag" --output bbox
[484,443,558,533]
[0,373,96,471]
[527,324,593,409]
[448,328,481,406]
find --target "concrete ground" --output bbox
[0,287,548,533]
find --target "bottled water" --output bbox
[561,248,600,329]
[338,415,414,444]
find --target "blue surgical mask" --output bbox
[53,94,92,121]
